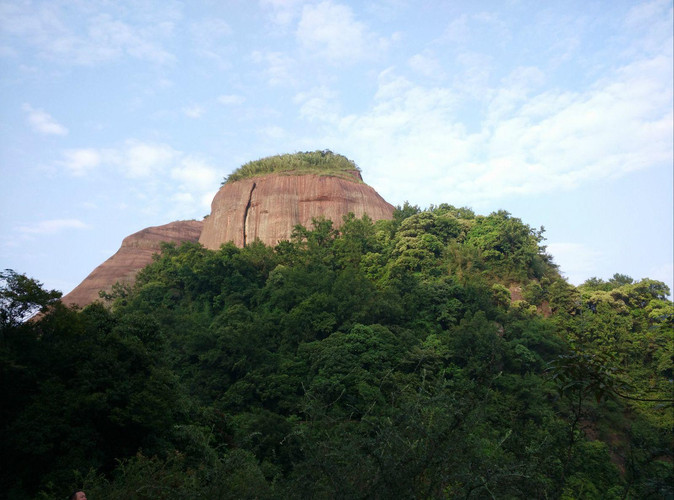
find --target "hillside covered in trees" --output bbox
[1,204,672,499]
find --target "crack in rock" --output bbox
[242,182,256,247]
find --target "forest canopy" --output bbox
[1,204,672,499]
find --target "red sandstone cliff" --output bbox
[199,172,395,249]
[61,220,203,308]
[62,170,395,308]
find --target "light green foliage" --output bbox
[465,210,550,281]
[564,277,674,427]
[224,149,361,184]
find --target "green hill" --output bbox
[1,203,672,499]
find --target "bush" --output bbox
[224,150,361,184]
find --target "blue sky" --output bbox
[1,0,672,296]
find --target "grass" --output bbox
[223,150,362,184]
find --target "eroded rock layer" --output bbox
[199,172,395,249]
[61,220,203,308]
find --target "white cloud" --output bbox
[122,141,176,178]
[624,0,673,56]
[546,242,603,285]
[408,51,444,79]
[252,50,297,86]
[296,1,388,64]
[218,94,246,105]
[88,14,175,65]
[259,125,286,139]
[60,141,177,178]
[260,0,304,26]
[171,157,220,192]
[171,192,194,204]
[440,12,509,47]
[441,14,470,44]
[189,18,232,66]
[57,139,221,216]
[308,48,672,207]
[294,86,339,122]
[22,104,68,135]
[183,105,205,118]
[17,219,89,235]
[0,2,176,65]
[453,51,494,98]
[201,191,217,211]
[61,148,101,176]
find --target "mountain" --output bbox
[62,152,395,307]
[61,220,203,308]
[199,170,394,249]
[5,154,671,498]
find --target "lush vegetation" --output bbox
[1,204,672,499]
[224,150,361,184]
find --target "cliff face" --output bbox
[61,220,203,308]
[199,172,395,249]
[63,168,395,309]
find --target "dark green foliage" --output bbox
[0,269,61,327]
[1,206,670,499]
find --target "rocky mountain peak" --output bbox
[61,152,394,308]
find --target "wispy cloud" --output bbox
[260,0,305,27]
[17,219,89,235]
[1,2,176,66]
[189,17,232,66]
[218,94,246,105]
[546,242,602,285]
[294,86,340,122]
[252,50,298,86]
[408,51,445,80]
[170,157,220,192]
[296,1,389,64]
[58,140,220,214]
[310,45,672,207]
[120,141,176,178]
[22,104,68,135]
[258,125,287,139]
[183,105,205,118]
[61,149,101,176]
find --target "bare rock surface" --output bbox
[199,172,395,249]
[63,170,395,308]
[61,220,203,308]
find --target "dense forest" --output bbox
[1,204,672,499]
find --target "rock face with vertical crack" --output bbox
[61,220,203,308]
[199,171,395,249]
[61,154,396,309]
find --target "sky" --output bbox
[1,0,672,298]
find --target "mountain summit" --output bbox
[200,151,394,249]
[62,151,394,308]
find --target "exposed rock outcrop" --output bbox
[61,220,203,308]
[62,155,396,309]
[199,172,395,249]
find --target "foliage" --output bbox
[224,150,361,184]
[0,269,61,327]
[1,205,671,499]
